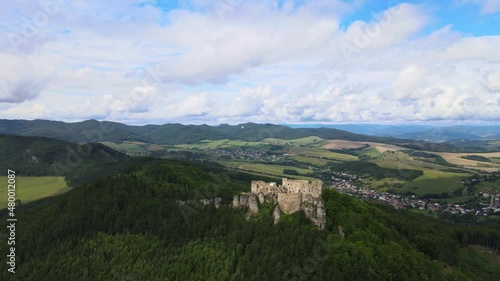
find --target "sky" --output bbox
[0,0,499,125]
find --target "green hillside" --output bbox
[1,159,498,280]
[0,134,128,186]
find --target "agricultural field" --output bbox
[355,147,384,160]
[399,169,469,196]
[363,177,407,190]
[0,176,70,209]
[322,140,369,150]
[288,146,358,161]
[101,141,149,155]
[177,139,263,149]
[237,163,317,181]
[322,140,406,154]
[264,136,327,147]
[288,155,332,166]
[433,152,500,172]
[373,150,462,173]
[436,195,476,204]
[474,179,500,194]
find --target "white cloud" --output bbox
[0,1,499,124]
[458,0,500,14]
[0,54,54,102]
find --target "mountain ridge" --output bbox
[1,119,491,152]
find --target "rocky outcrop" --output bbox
[258,192,265,204]
[239,194,250,206]
[300,198,326,230]
[232,196,240,208]
[248,194,259,214]
[232,191,325,229]
[316,204,326,230]
[199,199,212,205]
[338,225,345,239]
[232,193,259,213]
[264,193,276,204]
[214,197,222,209]
[273,205,281,225]
[176,197,223,209]
[232,193,261,221]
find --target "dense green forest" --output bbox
[1,159,499,280]
[0,119,485,152]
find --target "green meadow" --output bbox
[237,164,317,181]
[288,155,332,166]
[400,170,469,196]
[289,146,358,161]
[0,176,70,209]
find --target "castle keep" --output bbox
[251,178,323,214]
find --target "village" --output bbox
[330,172,500,217]
[206,148,286,162]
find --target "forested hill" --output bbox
[1,159,499,280]
[0,134,128,186]
[0,119,378,143]
[0,119,476,152]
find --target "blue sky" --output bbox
[0,0,499,125]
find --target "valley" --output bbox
[1,121,500,280]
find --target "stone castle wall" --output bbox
[251,181,283,195]
[282,178,322,198]
[277,192,302,214]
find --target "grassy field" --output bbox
[264,136,327,147]
[364,178,407,190]
[400,170,469,196]
[289,147,358,161]
[177,139,263,149]
[474,179,500,193]
[101,141,149,155]
[288,155,332,166]
[237,164,317,181]
[0,176,70,209]
[322,140,369,150]
[178,137,329,150]
[356,147,383,160]
[433,152,500,172]
[490,157,500,164]
[375,150,456,172]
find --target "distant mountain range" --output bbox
[1,119,498,152]
[286,124,500,141]
[0,119,390,145]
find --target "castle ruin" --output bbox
[232,178,326,229]
[251,178,323,214]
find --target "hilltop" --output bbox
[1,159,499,280]
[0,134,128,186]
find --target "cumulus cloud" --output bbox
[0,1,499,124]
[458,0,500,14]
[0,55,53,103]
